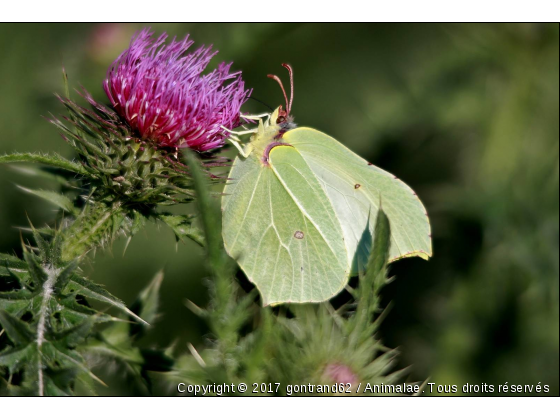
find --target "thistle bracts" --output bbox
[42,89,224,259]
[51,92,203,207]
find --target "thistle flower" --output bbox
[104,28,250,152]
[323,363,359,385]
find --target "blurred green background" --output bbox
[0,23,558,395]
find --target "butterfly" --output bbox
[221,64,431,306]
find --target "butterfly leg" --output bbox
[221,126,259,136]
[227,136,251,158]
[243,113,270,121]
[243,113,271,127]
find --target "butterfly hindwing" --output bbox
[284,127,432,275]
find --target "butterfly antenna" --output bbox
[267,73,289,114]
[282,63,294,114]
[248,95,273,111]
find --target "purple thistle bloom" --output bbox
[323,363,359,385]
[104,28,250,152]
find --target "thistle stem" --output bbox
[36,265,60,396]
[61,200,124,261]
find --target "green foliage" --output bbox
[0,152,88,175]
[81,270,173,396]
[0,227,179,396]
[0,229,147,395]
[156,213,205,247]
[17,186,78,216]
[60,201,142,261]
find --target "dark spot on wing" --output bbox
[367,162,373,166]
[354,184,361,189]
[294,230,304,239]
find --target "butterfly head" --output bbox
[268,64,297,131]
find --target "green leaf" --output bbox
[157,213,205,247]
[348,208,391,342]
[17,186,78,215]
[0,310,35,345]
[23,251,48,286]
[0,289,33,315]
[67,275,148,326]
[61,201,124,261]
[129,210,147,236]
[184,150,226,269]
[0,152,87,175]
[130,270,164,327]
[0,345,35,374]
[48,317,94,348]
[365,208,391,288]
[8,165,73,186]
[0,253,28,277]
[0,235,131,395]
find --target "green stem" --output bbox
[61,200,125,261]
[36,264,60,396]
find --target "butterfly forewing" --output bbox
[222,146,349,305]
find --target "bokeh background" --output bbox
[0,23,558,395]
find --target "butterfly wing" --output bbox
[222,146,349,305]
[284,127,432,275]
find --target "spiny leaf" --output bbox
[44,343,106,387]
[157,213,205,247]
[130,270,163,328]
[7,165,73,186]
[129,210,147,236]
[0,252,114,395]
[42,368,75,396]
[349,208,391,341]
[23,251,48,286]
[0,253,28,277]
[17,186,78,215]
[48,317,95,348]
[0,310,35,345]
[54,259,79,294]
[0,345,35,374]
[67,275,148,326]
[184,150,227,271]
[83,275,174,395]
[0,152,87,175]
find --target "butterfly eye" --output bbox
[277,116,286,124]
